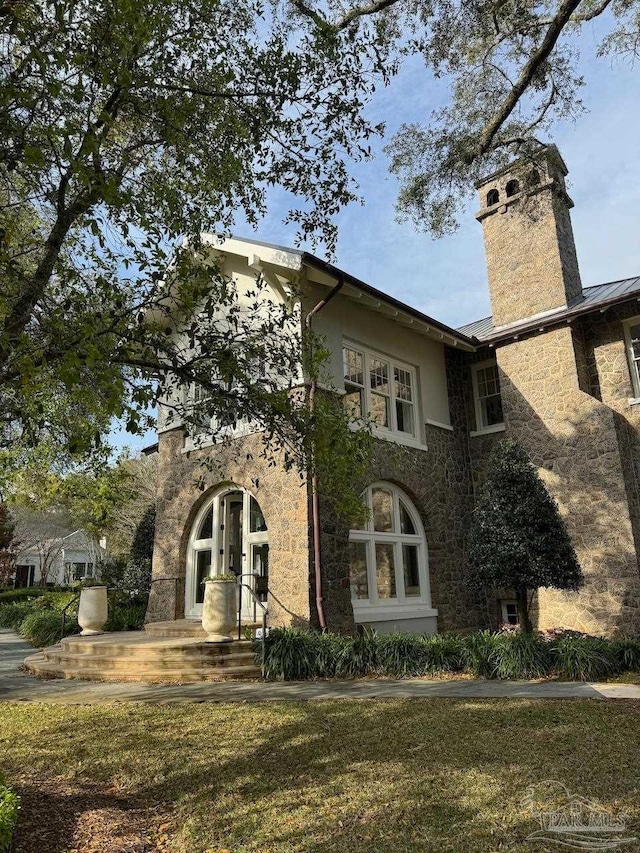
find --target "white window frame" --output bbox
[185,486,269,619]
[500,599,519,626]
[183,380,256,451]
[348,482,436,622]
[342,341,421,443]
[623,316,640,403]
[471,359,505,435]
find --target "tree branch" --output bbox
[290,0,402,32]
[472,0,584,161]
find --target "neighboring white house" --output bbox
[12,529,107,588]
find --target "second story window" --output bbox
[343,344,417,439]
[472,360,504,431]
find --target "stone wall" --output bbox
[477,161,582,327]
[147,428,313,628]
[318,349,489,635]
[495,324,640,634]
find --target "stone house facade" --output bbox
[148,145,640,637]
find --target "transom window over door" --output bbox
[343,344,417,439]
[348,483,432,618]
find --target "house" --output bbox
[146,145,640,638]
[12,529,106,588]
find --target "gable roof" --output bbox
[457,275,640,343]
[203,234,477,351]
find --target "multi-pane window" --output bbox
[343,345,417,439]
[348,483,429,607]
[501,600,519,626]
[624,319,640,398]
[472,361,504,430]
[343,347,365,419]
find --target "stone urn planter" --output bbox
[202,576,238,642]
[78,585,108,636]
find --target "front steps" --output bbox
[23,622,262,683]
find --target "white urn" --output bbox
[78,585,108,636]
[202,578,238,642]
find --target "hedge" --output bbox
[19,610,79,648]
[0,774,19,853]
[260,627,640,682]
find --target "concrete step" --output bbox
[144,619,262,639]
[58,634,254,659]
[24,652,260,682]
[22,629,263,683]
[45,650,257,672]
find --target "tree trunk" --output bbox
[516,586,532,633]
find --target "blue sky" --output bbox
[111,18,640,455]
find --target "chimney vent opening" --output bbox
[527,169,541,187]
[505,179,520,198]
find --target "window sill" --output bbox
[424,417,454,432]
[470,423,505,437]
[352,602,438,622]
[348,421,429,452]
[628,398,640,407]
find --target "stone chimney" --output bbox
[476,145,582,328]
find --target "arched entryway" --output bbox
[185,486,269,619]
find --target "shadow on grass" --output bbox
[2,698,639,853]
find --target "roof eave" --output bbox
[301,253,477,351]
[479,291,640,345]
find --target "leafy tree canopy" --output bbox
[0,0,385,477]
[467,439,583,630]
[291,0,639,235]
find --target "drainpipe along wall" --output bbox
[305,276,345,631]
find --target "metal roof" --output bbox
[457,275,640,342]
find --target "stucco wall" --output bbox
[306,281,453,432]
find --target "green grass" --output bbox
[1,699,639,853]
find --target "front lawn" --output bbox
[1,699,639,852]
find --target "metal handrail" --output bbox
[60,594,80,641]
[236,576,268,678]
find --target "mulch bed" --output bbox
[12,778,175,853]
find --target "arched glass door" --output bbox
[186,487,269,619]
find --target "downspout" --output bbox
[305,275,345,631]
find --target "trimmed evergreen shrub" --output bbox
[0,587,50,604]
[550,633,619,681]
[0,773,19,853]
[0,602,33,630]
[19,610,79,648]
[467,439,583,630]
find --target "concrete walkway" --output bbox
[1,630,639,704]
